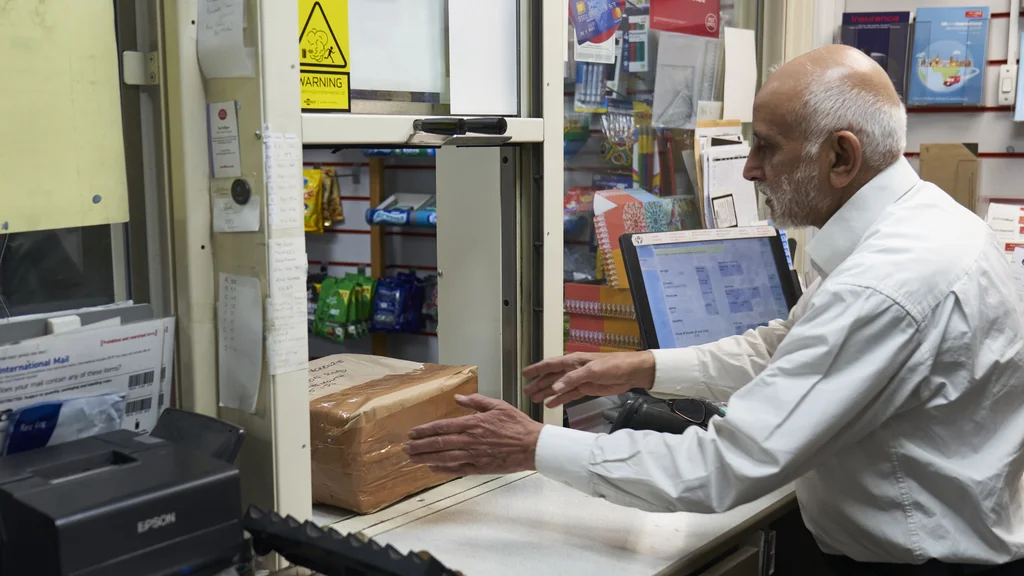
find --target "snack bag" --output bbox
[303,169,323,233]
[325,167,344,224]
[313,277,349,342]
[352,272,375,339]
[321,167,334,228]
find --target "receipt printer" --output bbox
[0,429,242,575]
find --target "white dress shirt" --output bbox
[536,158,1024,564]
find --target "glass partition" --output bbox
[561,1,763,431]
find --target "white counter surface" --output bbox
[323,472,795,576]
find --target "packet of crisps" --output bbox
[321,167,334,228]
[313,277,348,342]
[303,169,323,233]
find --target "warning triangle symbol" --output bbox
[299,1,347,69]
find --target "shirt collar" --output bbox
[806,157,920,278]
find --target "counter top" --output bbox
[322,472,795,576]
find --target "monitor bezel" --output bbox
[619,226,801,350]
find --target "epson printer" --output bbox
[0,427,242,576]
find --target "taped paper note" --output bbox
[197,0,254,79]
[218,273,263,413]
[265,132,305,232]
[267,238,308,375]
[213,194,260,233]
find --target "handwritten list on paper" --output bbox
[197,0,254,79]
[267,237,308,375]
[217,273,263,413]
[264,132,305,232]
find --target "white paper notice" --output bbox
[706,144,759,228]
[1012,248,1024,310]
[209,101,242,179]
[267,237,308,375]
[197,0,254,79]
[723,28,756,123]
[264,132,305,232]
[575,33,616,64]
[985,202,1024,256]
[213,194,260,233]
[218,273,263,413]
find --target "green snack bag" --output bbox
[335,275,359,340]
[355,273,376,338]
[314,277,350,343]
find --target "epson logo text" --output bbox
[137,512,176,534]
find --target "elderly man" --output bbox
[404,45,1024,574]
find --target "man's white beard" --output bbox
[755,161,829,228]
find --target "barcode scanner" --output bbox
[608,395,726,435]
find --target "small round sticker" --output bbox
[705,13,718,33]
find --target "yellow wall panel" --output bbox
[0,0,129,233]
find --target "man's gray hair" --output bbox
[797,70,907,169]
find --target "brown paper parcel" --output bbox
[308,354,478,514]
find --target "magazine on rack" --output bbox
[840,12,912,101]
[907,7,990,106]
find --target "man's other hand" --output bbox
[522,351,656,408]
[405,394,543,476]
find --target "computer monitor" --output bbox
[619,226,800,350]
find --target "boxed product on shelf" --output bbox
[564,282,636,319]
[567,313,642,350]
[565,340,638,354]
[309,354,478,514]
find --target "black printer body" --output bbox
[0,429,242,576]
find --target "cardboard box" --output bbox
[919,143,979,210]
[308,354,477,514]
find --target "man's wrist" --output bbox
[534,425,598,493]
[636,351,656,390]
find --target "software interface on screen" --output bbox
[637,237,790,349]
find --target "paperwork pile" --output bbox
[0,305,174,453]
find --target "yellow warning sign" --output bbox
[299,0,350,112]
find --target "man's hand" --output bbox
[523,351,656,407]
[405,394,543,476]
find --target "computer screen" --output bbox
[623,227,796,349]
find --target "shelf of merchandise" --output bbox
[301,114,545,145]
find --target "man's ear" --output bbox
[828,130,862,189]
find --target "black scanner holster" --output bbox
[608,395,725,435]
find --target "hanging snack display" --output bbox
[311,272,376,343]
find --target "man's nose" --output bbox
[743,155,763,182]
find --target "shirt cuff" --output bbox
[649,348,704,398]
[534,425,597,494]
